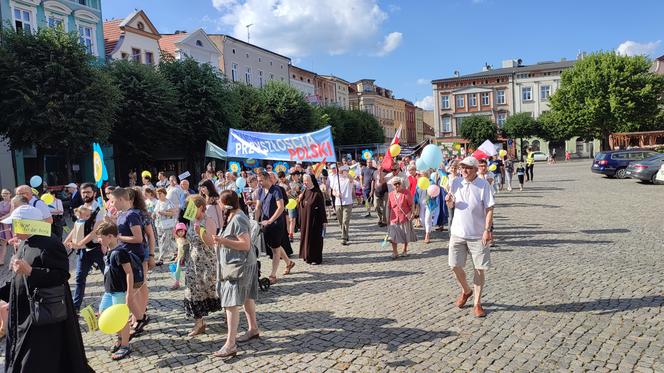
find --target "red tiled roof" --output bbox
[158,33,187,58]
[103,19,123,57]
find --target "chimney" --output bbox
[502,59,519,68]
[482,62,492,72]
[453,70,460,77]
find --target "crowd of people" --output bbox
[0,146,532,368]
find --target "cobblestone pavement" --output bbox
[2,159,663,372]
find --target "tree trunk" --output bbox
[601,129,611,151]
[65,151,73,182]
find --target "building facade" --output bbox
[422,111,434,141]
[314,76,336,106]
[415,107,424,143]
[103,9,160,65]
[349,79,397,142]
[320,75,350,109]
[289,65,316,101]
[159,29,221,69]
[392,99,406,142]
[402,100,416,144]
[1,0,105,61]
[209,34,290,87]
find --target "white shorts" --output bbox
[448,235,491,270]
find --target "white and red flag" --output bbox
[381,126,402,171]
[471,140,498,160]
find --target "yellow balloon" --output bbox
[389,144,401,157]
[40,193,54,205]
[349,170,356,178]
[417,177,430,190]
[499,149,507,157]
[286,198,298,210]
[141,170,152,179]
[489,164,497,172]
[98,304,130,335]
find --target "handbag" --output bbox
[23,279,67,326]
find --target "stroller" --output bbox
[250,220,271,291]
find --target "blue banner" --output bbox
[226,126,337,163]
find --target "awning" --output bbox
[205,140,227,160]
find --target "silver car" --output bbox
[625,153,664,183]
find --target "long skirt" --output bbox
[184,242,221,319]
[388,221,418,244]
[157,226,176,261]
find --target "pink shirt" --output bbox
[388,191,413,225]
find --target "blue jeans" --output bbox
[72,247,105,311]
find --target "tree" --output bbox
[319,106,384,145]
[105,60,179,171]
[230,82,277,133]
[538,111,573,143]
[503,112,538,159]
[160,58,239,171]
[458,115,497,148]
[0,27,120,180]
[260,81,322,133]
[548,51,664,150]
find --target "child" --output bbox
[516,162,526,191]
[170,222,189,290]
[64,206,92,250]
[95,221,136,361]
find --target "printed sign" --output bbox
[13,219,52,237]
[226,126,337,162]
[183,200,197,221]
[178,171,191,180]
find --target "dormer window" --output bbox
[196,40,203,47]
[137,22,145,31]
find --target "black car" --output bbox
[591,149,658,179]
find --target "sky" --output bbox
[101,0,664,110]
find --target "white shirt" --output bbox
[329,176,353,207]
[449,176,495,240]
[48,198,64,215]
[29,196,51,220]
[154,199,177,229]
[166,185,183,210]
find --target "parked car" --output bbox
[657,164,664,184]
[591,149,658,178]
[531,151,548,162]
[625,153,664,183]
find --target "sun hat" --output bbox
[1,205,43,224]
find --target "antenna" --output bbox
[246,24,253,43]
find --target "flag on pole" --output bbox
[471,140,498,160]
[312,158,327,178]
[381,126,402,171]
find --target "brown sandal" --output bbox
[283,261,295,275]
[269,275,278,285]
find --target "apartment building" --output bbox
[104,9,160,65]
[159,29,222,69]
[320,75,351,109]
[289,65,316,101]
[401,99,416,144]
[349,79,397,142]
[415,107,424,143]
[208,34,290,87]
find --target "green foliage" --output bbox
[537,111,573,143]
[231,82,278,133]
[502,112,538,139]
[321,106,384,145]
[259,81,322,133]
[105,60,178,161]
[159,58,239,154]
[458,115,497,148]
[0,27,119,160]
[549,51,664,149]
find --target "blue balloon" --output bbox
[169,263,177,273]
[421,144,443,169]
[415,158,428,171]
[29,175,42,188]
[236,176,247,189]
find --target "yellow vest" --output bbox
[526,151,535,165]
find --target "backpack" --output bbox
[83,207,101,249]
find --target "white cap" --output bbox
[65,183,78,189]
[339,165,350,171]
[1,205,44,224]
[460,156,479,168]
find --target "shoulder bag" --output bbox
[23,278,67,326]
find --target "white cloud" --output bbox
[376,32,403,56]
[616,40,661,56]
[416,78,429,85]
[212,0,401,57]
[415,95,434,110]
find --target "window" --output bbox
[196,40,203,47]
[442,116,451,132]
[79,26,95,55]
[270,73,274,80]
[231,63,238,82]
[232,49,236,54]
[497,113,506,127]
[245,67,251,85]
[540,85,551,100]
[121,52,128,60]
[469,94,477,107]
[522,86,532,101]
[131,48,141,63]
[481,92,490,106]
[137,22,145,31]
[441,95,450,109]
[259,71,264,88]
[456,117,464,133]
[13,8,33,34]
[79,0,87,5]
[145,52,154,65]
[246,53,249,58]
[258,57,261,62]
[455,95,465,108]
[270,61,273,66]
[532,140,541,151]
[496,90,505,104]
[47,16,64,29]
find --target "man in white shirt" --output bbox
[166,176,184,211]
[329,165,354,245]
[15,185,52,224]
[155,171,169,189]
[445,156,495,318]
